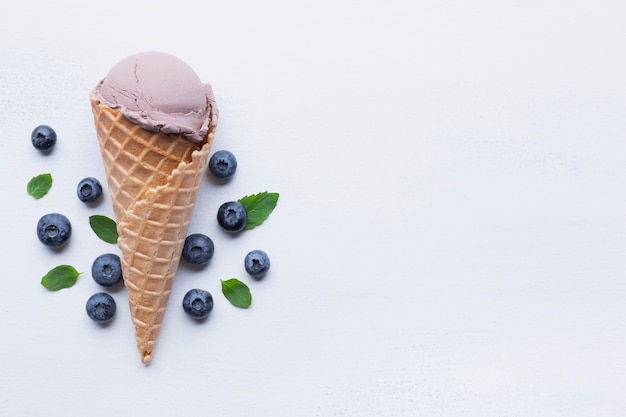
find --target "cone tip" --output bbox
[141,350,153,365]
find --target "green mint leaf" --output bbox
[41,265,81,291]
[27,173,52,199]
[221,278,252,308]
[89,215,119,244]
[238,191,279,230]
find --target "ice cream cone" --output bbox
[89,93,216,364]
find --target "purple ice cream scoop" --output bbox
[92,51,217,145]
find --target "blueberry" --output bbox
[208,150,238,180]
[31,125,57,151]
[86,292,116,323]
[182,233,214,265]
[182,289,213,319]
[244,249,271,278]
[77,177,103,203]
[36,213,71,248]
[91,253,123,286]
[217,201,247,232]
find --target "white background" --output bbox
[2,0,626,415]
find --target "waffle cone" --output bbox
[89,94,216,364]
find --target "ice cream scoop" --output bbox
[93,51,216,145]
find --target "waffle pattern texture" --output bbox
[90,95,216,364]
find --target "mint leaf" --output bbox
[27,173,52,199]
[238,191,279,230]
[221,278,252,308]
[89,215,118,244]
[41,265,81,291]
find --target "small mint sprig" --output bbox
[221,278,252,308]
[89,215,118,244]
[238,191,279,230]
[27,173,52,199]
[41,265,82,291]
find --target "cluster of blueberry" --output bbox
[32,125,271,324]
[33,125,120,322]
[179,150,270,318]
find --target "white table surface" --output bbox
[2,1,626,416]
